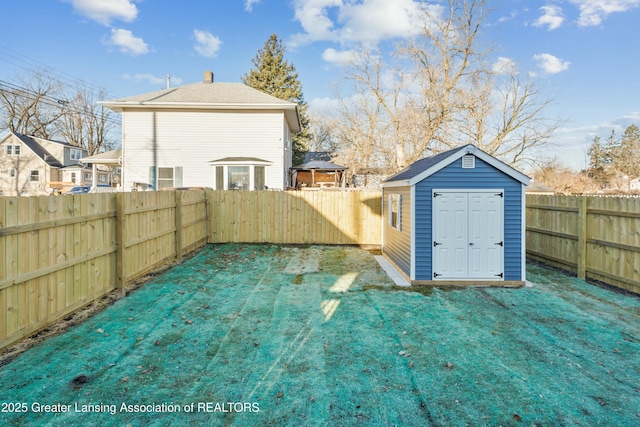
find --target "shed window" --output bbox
[389,194,402,231]
[462,155,475,169]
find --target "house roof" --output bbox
[208,157,272,165]
[80,149,122,165]
[100,81,301,132]
[291,160,347,171]
[383,144,530,187]
[1,131,67,168]
[303,152,332,162]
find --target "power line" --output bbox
[0,79,122,128]
[0,44,126,100]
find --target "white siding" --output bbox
[121,109,289,191]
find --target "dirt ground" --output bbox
[0,244,638,426]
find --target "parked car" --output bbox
[66,186,91,194]
[66,185,112,194]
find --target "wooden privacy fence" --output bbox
[526,194,640,295]
[0,190,208,350]
[4,189,637,352]
[209,190,383,245]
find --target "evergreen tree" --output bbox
[242,34,311,165]
[613,124,640,189]
[587,135,611,187]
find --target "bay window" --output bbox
[209,157,271,191]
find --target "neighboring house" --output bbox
[100,71,301,192]
[79,148,122,189]
[382,144,530,287]
[0,131,106,196]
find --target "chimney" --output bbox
[203,71,214,83]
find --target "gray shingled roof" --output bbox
[100,81,301,132]
[303,152,332,162]
[385,145,469,182]
[104,82,295,106]
[13,133,65,168]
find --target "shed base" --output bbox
[412,280,525,288]
[381,254,525,288]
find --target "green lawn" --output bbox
[1,244,639,426]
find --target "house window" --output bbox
[70,149,83,161]
[228,166,250,190]
[215,166,224,190]
[84,172,92,181]
[99,174,106,183]
[70,172,77,183]
[9,168,16,178]
[158,167,174,189]
[389,194,402,230]
[210,159,272,191]
[29,170,40,182]
[5,144,20,156]
[149,166,182,189]
[255,166,265,190]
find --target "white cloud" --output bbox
[492,57,516,74]
[534,5,564,30]
[498,10,519,23]
[338,0,428,42]
[245,0,260,12]
[193,30,222,58]
[289,0,438,48]
[569,0,640,26]
[123,73,184,86]
[105,28,149,55]
[65,0,138,26]
[321,48,358,65]
[290,0,342,47]
[533,53,570,74]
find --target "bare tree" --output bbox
[57,85,116,154]
[532,156,598,194]
[460,69,560,167]
[319,0,558,174]
[0,71,65,138]
[0,71,116,154]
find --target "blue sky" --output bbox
[1,0,639,171]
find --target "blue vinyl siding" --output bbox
[382,187,412,277]
[414,157,523,281]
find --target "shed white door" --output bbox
[433,191,504,280]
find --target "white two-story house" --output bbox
[100,71,301,191]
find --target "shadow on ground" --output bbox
[1,244,639,426]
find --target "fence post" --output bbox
[577,195,588,280]
[115,192,126,298]
[206,189,213,243]
[175,190,183,263]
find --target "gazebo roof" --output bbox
[291,160,347,171]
